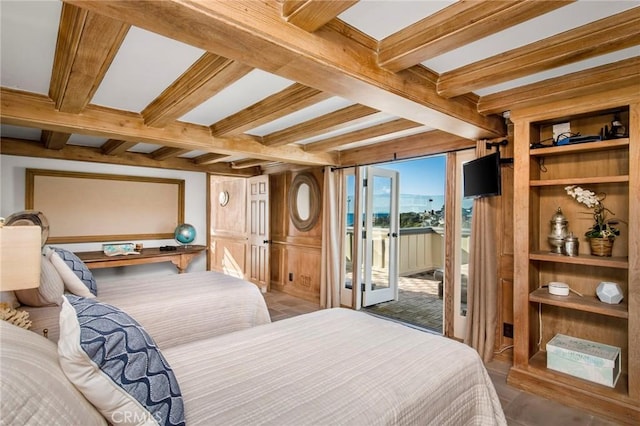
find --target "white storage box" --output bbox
[546,334,621,388]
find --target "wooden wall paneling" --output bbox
[268,168,323,302]
[209,175,248,277]
[212,177,247,236]
[495,125,515,360]
[210,237,248,279]
[270,243,285,291]
[285,245,322,303]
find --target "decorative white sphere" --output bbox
[596,282,623,304]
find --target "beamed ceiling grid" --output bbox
[1,0,638,176]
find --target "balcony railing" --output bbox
[345,226,470,276]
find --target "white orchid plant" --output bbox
[565,185,621,239]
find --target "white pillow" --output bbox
[15,254,64,306]
[46,247,96,298]
[58,295,185,426]
[0,320,106,425]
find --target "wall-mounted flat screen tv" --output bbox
[463,151,502,198]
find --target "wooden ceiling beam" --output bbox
[437,7,640,98]
[40,130,71,150]
[304,118,423,152]
[65,0,504,139]
[478,57,640,116]
[0,137,259,176]
[210,83,332,136]
[378,1,572,72]
[142,53,253,127]
[150,146,191,160]
[262,104,378,147]
[231,158,273,169]
[0,88,338,166]
[193,153,230,165]
[281,0,358,32]
[338,130,474,167]
[49,3,129,113]
[101,139,137,155]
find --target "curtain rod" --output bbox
[330,146,474,172]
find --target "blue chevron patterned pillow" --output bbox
[50,247,97,296]
[58,295,185,426]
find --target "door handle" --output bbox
[263,239,271,244]
[391,232,398,238]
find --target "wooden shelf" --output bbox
[529,288,628,319]
[529,251,628,268]
[530,175,629,187]
[530,138,629,157]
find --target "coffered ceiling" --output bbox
[1,0,638,175]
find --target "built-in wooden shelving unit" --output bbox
[508,95,639,425]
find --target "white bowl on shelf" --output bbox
[548,282,570,296]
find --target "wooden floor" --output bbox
[262,290,620,426]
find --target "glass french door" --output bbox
[341,166,400,308]
[362,167,399,306]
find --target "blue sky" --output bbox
[380,155,446,196]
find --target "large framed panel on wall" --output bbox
[26,169,184,243]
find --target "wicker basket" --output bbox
[589,237,614,257]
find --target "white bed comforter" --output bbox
[25,271,271,349]
[163,308,507,426]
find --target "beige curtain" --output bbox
[320,166,343,309]
[464,145,499,363]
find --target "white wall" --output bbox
[1,155,207,282]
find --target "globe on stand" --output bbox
[174,223,196,249]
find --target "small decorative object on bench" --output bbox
[102,243,139,257]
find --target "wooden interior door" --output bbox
[248,175,269,291]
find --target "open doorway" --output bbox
[345,154,471,333]
[361,155,447,332]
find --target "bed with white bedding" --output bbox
[3,306,505,425]
[163,308,507,425]
[24,270,271,348]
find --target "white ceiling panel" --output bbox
[423,1,639,74]
[67,134,108,148]
[91,26,204,112]
[247,97,356,136]
[296,112,397,145]
[179,69,293,125]
[0,0,60,94]
[127,142,161,154]
[339,1,454,40]
[336,126,434,152]
[0,124,41,141]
